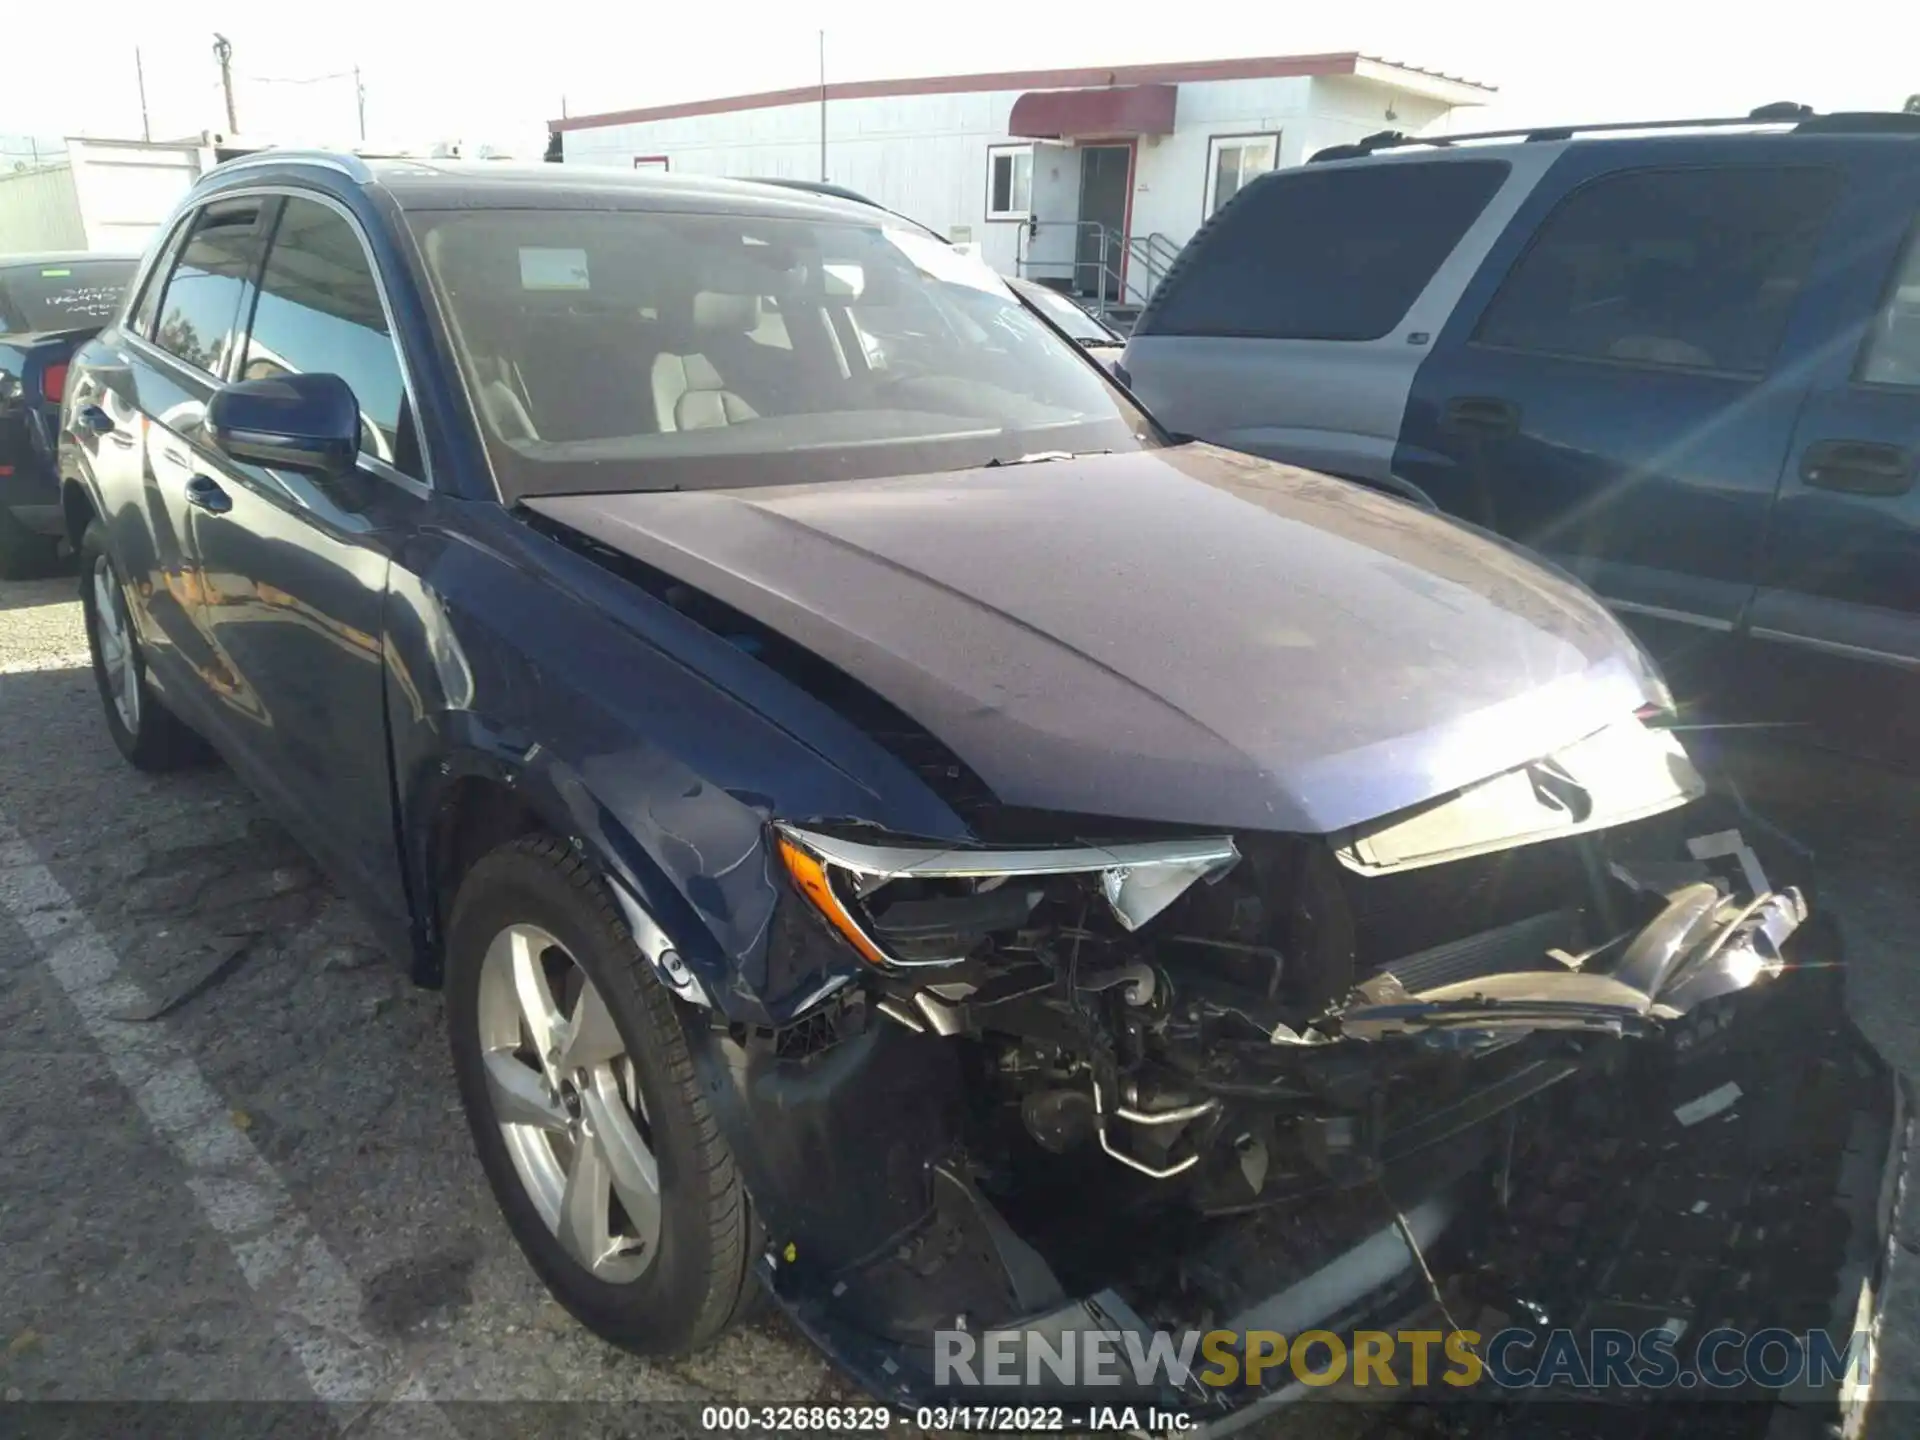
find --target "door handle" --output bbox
[184,474,233,515]
[77,404,115,435]
[1443,395,1521,436]
[1800,440,1915,497]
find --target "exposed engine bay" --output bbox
[769,712,1806,1223]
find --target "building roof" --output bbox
[550,52,1496,133]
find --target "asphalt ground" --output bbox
[2,570,1916,1438]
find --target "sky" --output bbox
[3,0,1915,165]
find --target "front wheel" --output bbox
[79,521,209,770]
[445,835,759,1354]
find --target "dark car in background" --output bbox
[1122,108,1920,749]
[53,154,1898,1426]
[0,252,138,574]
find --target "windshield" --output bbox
[408,208,1159,498]
[0,259,137,333]
[1012,279,1116,344]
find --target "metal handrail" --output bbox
[1124,232,1180,305]
[1130,231,1179,270]
[1015,219,1122,317]
[1016,219,1177,317]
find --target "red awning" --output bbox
[1007,83,1177,140]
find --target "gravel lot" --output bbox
[2,570,1917,1435]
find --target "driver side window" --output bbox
[245,196,420,478]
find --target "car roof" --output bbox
[745,177,883,206]
[200,152,903,225]
[1307,107,1920,165]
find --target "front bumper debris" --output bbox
[767,938,1906,1436]
[691,784,1904,1435]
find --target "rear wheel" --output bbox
[445,835,758,1354]
[79,521,209,770]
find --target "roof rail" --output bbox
[209,148,376,182]
[1308,104,1920,162]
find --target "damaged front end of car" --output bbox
[685,708,1891,1424]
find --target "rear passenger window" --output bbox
[1473,166,1841,376]
[150,202,266,375]
[1139,160,1510,341]
[244,197,415,475]
[1857,228,1920,389]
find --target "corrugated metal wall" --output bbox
[0,163,87,252]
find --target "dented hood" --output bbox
[527,444,1664,833]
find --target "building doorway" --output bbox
[1074,144,1131,301]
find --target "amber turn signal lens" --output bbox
[775,834,890,967]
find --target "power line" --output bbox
[241,70,355,85]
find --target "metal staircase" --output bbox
[1014,221,1181,329]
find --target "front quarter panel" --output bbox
[385,501,969,1025]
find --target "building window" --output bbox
[1206,134,1278,217]
[633,155,670,171]
[986,145,1032,221]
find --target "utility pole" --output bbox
[355,65,367,142]
[135,47,152,141]
[818,30,827,182]
[212,33,239,134]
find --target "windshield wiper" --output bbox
[983,449,1113,468]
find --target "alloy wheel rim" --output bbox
[476,922,660,1283]
[92,557,140,733]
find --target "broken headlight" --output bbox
[773,824,1241,968]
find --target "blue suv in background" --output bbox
[1123,107,1920,751]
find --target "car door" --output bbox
[1396,143,1850,639]
[110,199,273,725]
[184,190,430,922]
[1748,175,1920,682]
[1751,171,1920,744]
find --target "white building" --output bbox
[553,51,1493,311]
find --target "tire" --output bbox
[446,834,758,1355]
[78,520,210,770]
[0,504,61,580]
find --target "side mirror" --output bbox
[207,372,360,478]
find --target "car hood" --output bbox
[526,444,1664,834]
